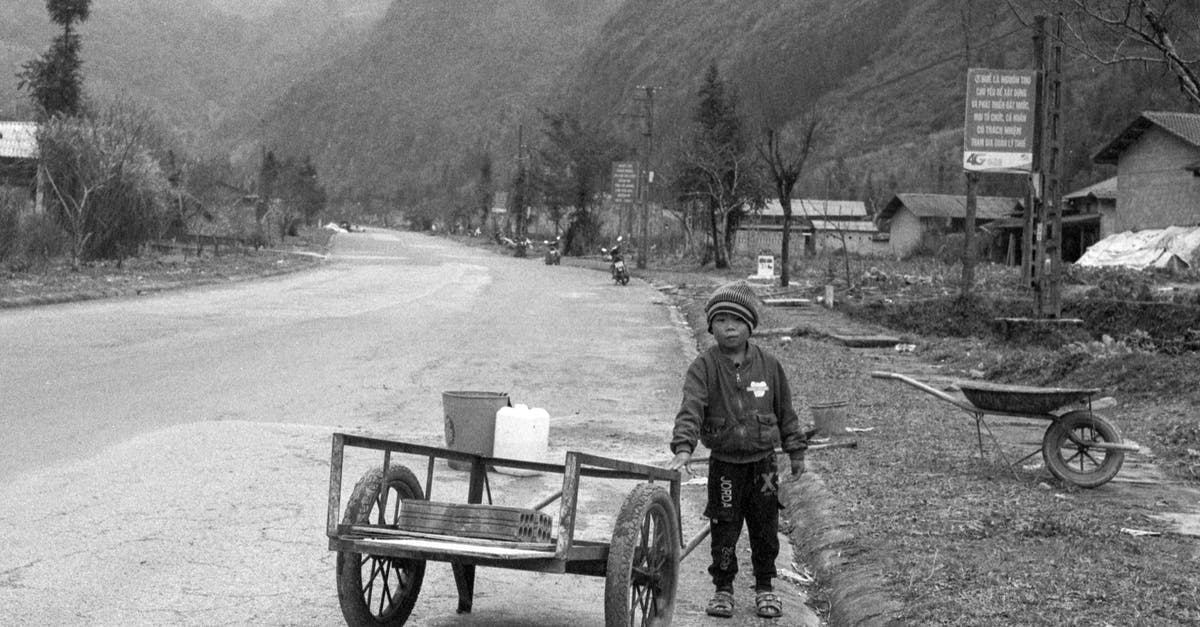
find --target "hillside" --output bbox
[558,0,1196,203]
[251,0,624,202]
[0,0,389,147]
[255,0,1198,214]
[6,0,1199,216]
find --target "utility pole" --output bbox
[1029,14,1064,318]
[634,85,655,269]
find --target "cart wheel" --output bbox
[336,465,426,626]
[605,484,679,627]
[1042,411,1126,488]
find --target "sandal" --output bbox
[705,590,734,618]
[755,591,783,618]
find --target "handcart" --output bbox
[870,371,1140,488]
[327,433,696,627]
[326,433,856,626]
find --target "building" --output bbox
[983,177,1112,265]
[0,121,39,213]
[877,193,1021,258]
[738,198,888,256]
[1063,175,1117,239]
[1092,111,1200,232]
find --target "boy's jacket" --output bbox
[671,343,808,464]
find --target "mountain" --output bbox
[253,0,625,202]
[555,0,1196,203]
[260,0,1197,212]
[6,0,1196,213]
[1,0,390,147]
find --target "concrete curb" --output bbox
[781,472,902,626]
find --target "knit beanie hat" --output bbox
[705,280,759,333]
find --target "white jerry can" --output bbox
[493,404,550,476]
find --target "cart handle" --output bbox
[870,370,978,413]
[685,440,858,466]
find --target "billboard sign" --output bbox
[611,161,638,204]
[963,68,1037,173]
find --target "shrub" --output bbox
[0,202,18,260]
[19,212,69,260]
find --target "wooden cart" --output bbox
[870,371,1140,488]
[327,433,696,626]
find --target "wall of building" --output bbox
[814,231,892,256]
[1117,127,1200,231]
[735,226,893,257]
[887,207,923,258]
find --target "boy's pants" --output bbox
[704,455,780,590]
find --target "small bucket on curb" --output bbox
[811,400,849,437]
[442,391,510,470]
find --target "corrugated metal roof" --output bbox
[0,121,38,159]
[879,193,1020,222]
[1093,111,1200,164]
[1064,176,1117,200]
[752,198,867,218]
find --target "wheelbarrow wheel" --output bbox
[336,465,426,626]
[605,483,679,627]
[1042,411,1125,488]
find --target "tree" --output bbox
[755,115,821,287]
[1010,0,1200,109]
[37,101,171,268]
[17,0,92,117]
[675,63,759,269]
[535,109,622,255]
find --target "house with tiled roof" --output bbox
[0,121,39,213]
[876,193,1022,258]
[1092,111,1200,232]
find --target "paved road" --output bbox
[0,230,812,625]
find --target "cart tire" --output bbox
[336,465,426,626]
[1042,411,1125,488]
[604,483,679,627]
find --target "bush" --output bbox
[19,213,69,260]
[0,203,18,260]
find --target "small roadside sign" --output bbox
[611,161,638,204]
[491,191,508,214]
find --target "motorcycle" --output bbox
[543,239,561,265]
[601,238,630,285]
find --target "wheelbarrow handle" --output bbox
[870,371,977,412]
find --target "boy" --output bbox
[667,280,808,619]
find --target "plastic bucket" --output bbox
[811,400,848,437]
[442,391,510,470]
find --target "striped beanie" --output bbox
[705,280,759,333]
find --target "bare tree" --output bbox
[756,115,821,287]
[1010,0,1200,108]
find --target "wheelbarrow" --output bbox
[326,433,855,626]
[870,371,1139,488]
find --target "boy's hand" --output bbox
[790,458,806,476]
[666,451,692,472]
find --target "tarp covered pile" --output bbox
[1077,226,1200,271]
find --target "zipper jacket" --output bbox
[671,342,808,464]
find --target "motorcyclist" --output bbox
[544,237,562,265]
[604,236,629,284]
